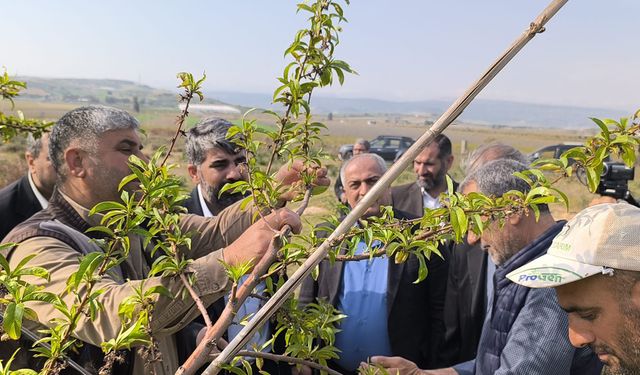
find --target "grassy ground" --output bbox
[1,99,635,230]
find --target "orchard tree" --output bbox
[0,1,639,375]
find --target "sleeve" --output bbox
[493,288,575,375]
[12,236,232,347]
[298,267,319,307]
[425,250,448,366]
[180,198,257,260]
[438,243,463,366]
[452,360,475,375]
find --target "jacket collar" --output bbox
[496,220,566,288]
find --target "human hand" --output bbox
[362,356,422,375]
[275,160,330,202]
[223,208,302,267]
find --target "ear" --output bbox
[187,164,200,184]
[64,148,87,178]
[444,154,454,171]
[507,213,523,226]
[25,152,36,172]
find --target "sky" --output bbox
[3,0,639,111]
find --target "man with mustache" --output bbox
[184,117,248,216]
[392,134,455,218]
[183,118,328,374]
[300,153,447,374]
[508,203,640,375]
[370,159,600,374]
[0,106,303,375]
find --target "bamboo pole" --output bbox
[200,1,568,373]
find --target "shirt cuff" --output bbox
[452,359,475,375]
[186,249,231,296]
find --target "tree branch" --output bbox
[211,351,342,375]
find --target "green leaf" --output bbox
[71,252,105,290]
[590,117,610,140]
[3,302,24,340]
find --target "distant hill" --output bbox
[15,76,231,109]
[207,90,628,129]
[12,77,628,129]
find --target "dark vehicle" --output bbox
[529,142,583,164]
[338,135,415,162]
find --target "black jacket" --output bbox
[438,240,488,366]
[299,210,448,371]
[181,186,290,375]
[0,175,43,241]
[391,179,458,219]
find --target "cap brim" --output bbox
[506,253,603,288]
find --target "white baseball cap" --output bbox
[507,203,640,288]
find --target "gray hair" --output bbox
[340,153,387,183]
[185,117,239,165]
[26,133,45,158]
[461,159,530,197]
[49,105,140,178]
[354,138,370,150]
[463,142,528,175]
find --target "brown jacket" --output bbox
[1,190,256,375]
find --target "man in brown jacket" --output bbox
[0,105,304,375]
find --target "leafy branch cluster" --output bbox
[0,71,53,142]
[534,111,640,191]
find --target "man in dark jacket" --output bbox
[391,134,455,218]
[439,143,530,366]
[371,159,601,375]
[300,153,447,374]
[183,118,247,217]
[183,117,325,374]
[0,133,56,239]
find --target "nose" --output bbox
[136,148,150,162]
[359,182,373,198]
[467,230,480,245]
[567,318,595,348]
[226,165,242,181]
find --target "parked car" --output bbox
[529,142,583,164]
[338,135,415,162]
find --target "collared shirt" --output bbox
[334,240,392,371]
[197,185,270,355]
[197,184,214,217]
[27,172,49,209]
[421,187,441,210]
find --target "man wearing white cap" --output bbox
[508,202,640,375]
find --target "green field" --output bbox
[1,99,635,229]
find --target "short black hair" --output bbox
[434,134,452,159]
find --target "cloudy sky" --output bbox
[4,1,639,110]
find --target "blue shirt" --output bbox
[485,258,496,315]
[334,241,392,371]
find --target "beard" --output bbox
[416,167,446,191]
[600,303,640,374]
[201,180,246,210]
